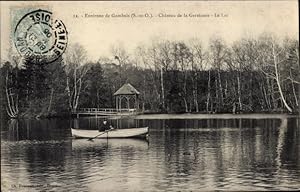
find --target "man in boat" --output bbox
[99,120,114,132]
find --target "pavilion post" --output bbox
[127,96,130,110]
[119,96,122,112]
[116,96,118,112]
[136,95,139,112]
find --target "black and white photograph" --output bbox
[0,1,299,191]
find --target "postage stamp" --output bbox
[13,9,68,63]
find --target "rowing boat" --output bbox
[71,127,148,139]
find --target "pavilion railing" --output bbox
[74,108,136,114]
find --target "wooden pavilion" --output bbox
[114,83,140,112]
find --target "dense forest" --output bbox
[1,33,299,118]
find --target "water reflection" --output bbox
[4,119,71,141]
[71,117,285,131]
[1,117,299,191]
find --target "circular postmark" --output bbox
[14,9,68,63]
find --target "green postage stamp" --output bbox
[12,7,68,63]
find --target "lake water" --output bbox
[1,115,299,191]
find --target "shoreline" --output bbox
[3,112,299,120]
[113,113,298,120]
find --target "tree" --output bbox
[18,57,49,110]
[209,37,230,112]
[190,39,209,112]
[2,62,19,118]
[2,54,23,118]
[64,43,89,112]
[173,42,193,112]
[258,35,293,112]
[156,40,173,111]
[111,44,130,87]
[285,39,299,111]
[44,56,68,115]
[81,62,109,108]
[135,40,167,111]
[231,38,261,112]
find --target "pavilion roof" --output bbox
[113,83,140,96]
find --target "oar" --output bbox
[88,128,114,141]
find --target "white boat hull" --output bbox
[71,127,148,139]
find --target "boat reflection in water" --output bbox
[71,138,149,151]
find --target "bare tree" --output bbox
[285,39,299,110]
[64,43,89,112]
[3,55,22,118]
[173,42,193,112]
[231,38,260,112]
[5,66,18,118]
[111,44,131,88]
[139,39,173,111]
[189,39,209,112]
[258,35,293,112]
[209,37,229,112]
[135,43,161,111]
[157,40,174,111]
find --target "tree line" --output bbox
[1,33,299,118]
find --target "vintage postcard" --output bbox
[1,1,299,191]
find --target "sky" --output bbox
[1,1,299,62]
